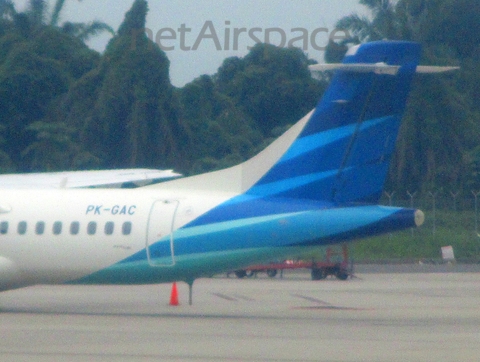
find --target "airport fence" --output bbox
[355,190,480,262]
[381,190,480,232]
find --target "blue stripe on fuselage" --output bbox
[123,205,412,264]
[73,207,416,285]
[98,206,416,280]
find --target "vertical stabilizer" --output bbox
[246,41,421,204]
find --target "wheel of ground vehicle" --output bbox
[234,270,247,278]
[266,269,277,278]
[245,270,255,278]
[335,269,349,280]
[311,268,327,280]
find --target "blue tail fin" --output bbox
[247,41,421,204]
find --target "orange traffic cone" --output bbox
[169,282,179,306]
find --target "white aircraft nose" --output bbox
[415,210,425,227]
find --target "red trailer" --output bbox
[231,244,352,280]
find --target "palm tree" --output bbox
[13,0,114,41]
[335,0,401,43]
[49,0,115,42]
[60,20,114,42]
[334,0,446,45]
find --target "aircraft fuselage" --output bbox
[0,189,421,291]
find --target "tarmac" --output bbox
[0,268,478,361]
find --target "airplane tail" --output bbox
[246,41,421,204]
[95,42,427,282]
[154,41,421,205]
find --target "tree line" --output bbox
[0,0,479,194]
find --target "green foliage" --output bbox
[23,0,114,41]
[417,0,480,59]
[0,124,13,172]
[55,0,190,171]
[0,45,70,164]
[464,146,480,191]
[29,26,100,79]
[330,0,480,195]
[179,74,262,173]
[117,0,148,37]
[61,21,115,43]
[0,1,108,172]
[27,0,47,26]
[22,121,99,171]
[324,39,348,63]
[215,43,325,135]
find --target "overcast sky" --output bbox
[13,0,366,86]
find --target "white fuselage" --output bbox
[0,188,233,290]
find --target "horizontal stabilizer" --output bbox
[309,62,401,75]
[310,63,459,74]
[415,66,460,73]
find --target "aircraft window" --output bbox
[17,221,27,235]
[35,221,45,235]
[105,222,114,235]
[53,221,62,235]
[87,221,97,235]
[70,221,80,235]
[0,221,8,235]
[122,222,132,235]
